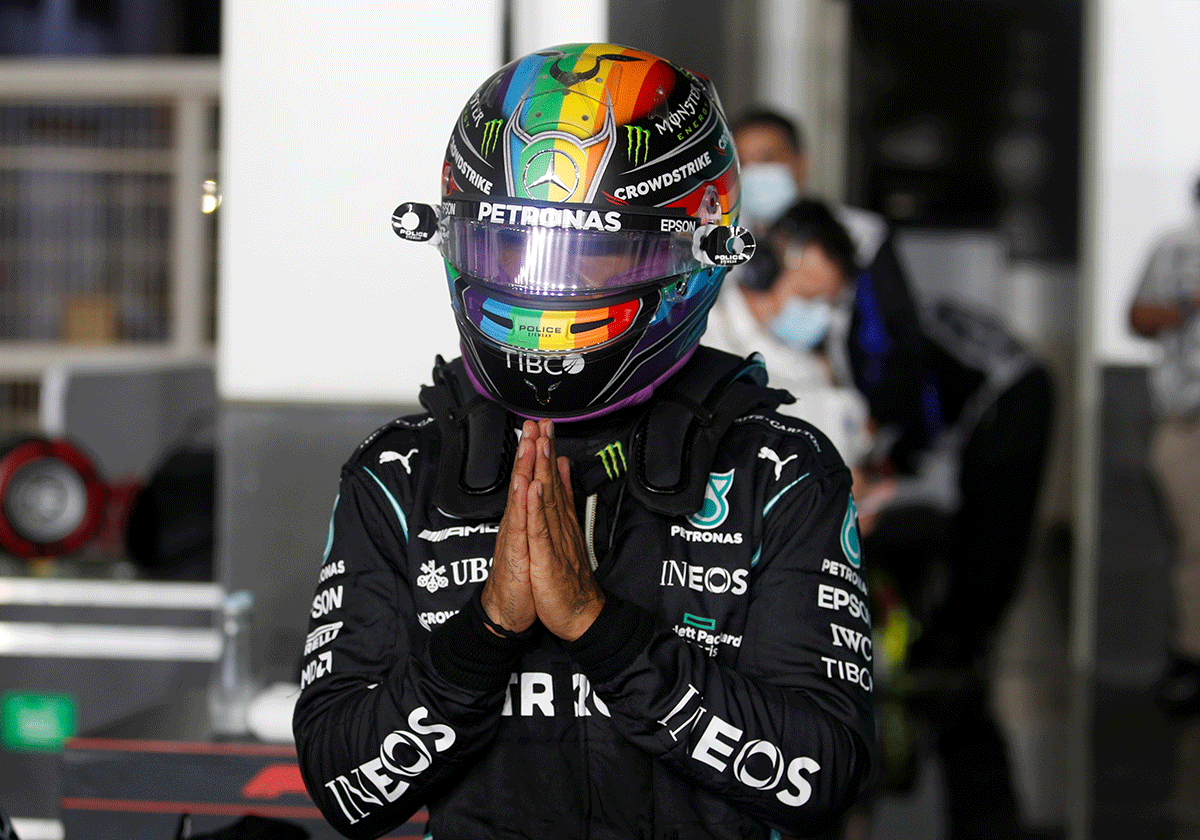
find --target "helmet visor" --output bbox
[440,198,700,297]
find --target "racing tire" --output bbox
[0,436,107,559]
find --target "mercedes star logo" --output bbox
[522,149,580,200]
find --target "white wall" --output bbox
[1090,0,1200,364]
[755,0,847,202]
[1073,0,1200,683]
[510,0,607,59]
[217,0,503,403]
[755,0,806,116]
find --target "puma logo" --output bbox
[380,448,418,474]
[758,446,797,481]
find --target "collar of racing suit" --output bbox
[419,348,793,521]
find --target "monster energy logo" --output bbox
[625,125,650,165]
[596,441,627,479]
[481,119,504,156]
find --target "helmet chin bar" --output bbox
[393,200,756,269]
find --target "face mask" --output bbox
[739,163,799,229]
[769,296,833,352]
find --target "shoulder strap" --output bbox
[418,356,515,519]
[628,346,792,517]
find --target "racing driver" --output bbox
[293,43,876,840]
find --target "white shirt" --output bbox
[705,281,871,466]
[1134,209,1200,417]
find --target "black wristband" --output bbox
[428,597,531,692]
[471,585,539,641]
[562,595,656,684]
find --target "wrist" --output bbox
[477,585,508,635]
[428,595,537,692]
[562,596,656,683]
[474,586,538,641]
[556,593,606,642]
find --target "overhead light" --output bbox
[201,180,222,214]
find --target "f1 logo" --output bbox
[241,764,306,798]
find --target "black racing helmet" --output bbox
[393,43,755,419]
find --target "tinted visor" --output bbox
[440,198,700,297]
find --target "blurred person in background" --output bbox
[292,43,875,840]
[1128,175,1200,717]
[728,108,912,324]
[714,107,921,511]
[703,204,875,496]
[725,197,1054,840]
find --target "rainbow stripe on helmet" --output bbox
[477,296,641,351]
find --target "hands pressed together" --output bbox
[479,419,605,642]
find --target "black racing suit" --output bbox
[293,351,876,840]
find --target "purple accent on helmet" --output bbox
[460,338,492,400]
[463,287,487,324]
[460,285,494,333]
[565,344,699,422]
